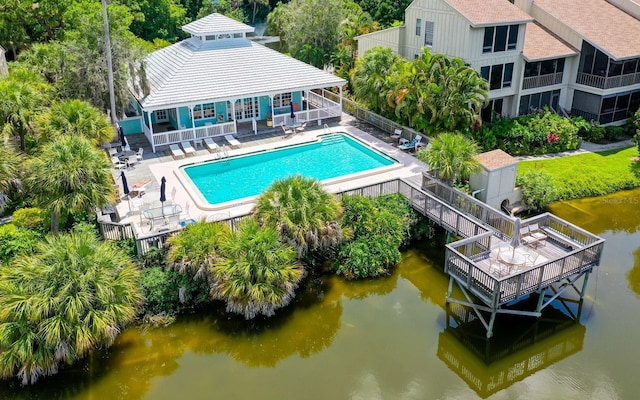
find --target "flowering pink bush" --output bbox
[547,132,559,143]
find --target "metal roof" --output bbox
[182,13,254,36]
[137,37,346,110]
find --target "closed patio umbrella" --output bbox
[290,102,295,120]
[511,217,522,257]
[160,176,167,217]
[119,126,127,148]
[121,171,131,211]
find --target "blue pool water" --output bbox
[182,134,396,205]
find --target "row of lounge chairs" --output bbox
[168,135,241,159]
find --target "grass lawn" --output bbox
[517,146,640,200]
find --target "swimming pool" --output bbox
[181,133,397,206]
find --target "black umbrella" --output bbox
[290,102,295,120]
[119,126,127,148]
[160,176,167,217]
[121,171,130,196]
[121,171,131,211]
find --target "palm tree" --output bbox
[0,146,22,192]
[351,46,400,113]
[35,99,114,146]
[254,175,343,259]
[0,224,142,385]
[26,135,114,233]
[211,218,304,319]
[417,132,481,185]
[0,69,52,152]
[167,220,230,280]
[386,48,488,135]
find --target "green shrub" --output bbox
[140,266,211,316]
[604,125,624,141]
[0,224,41,263]
[516,170,558,211]
[474,109,581,155]
[577,121,604,143]
[11,207,46,232]
[334,236,401,279]
[335,194,423,279]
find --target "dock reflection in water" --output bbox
[438,299,586,398]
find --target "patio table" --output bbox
[143,204,182,230]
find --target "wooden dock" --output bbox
[338,176,605,338]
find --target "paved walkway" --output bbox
[517,139,634,161]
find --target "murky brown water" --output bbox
[2,189,639,399]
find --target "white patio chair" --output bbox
[111,156,126,170]
[169,144,185,159]
[204,137,218,152]
[181,141,196,157]
[224,134,241,148]
[295,121,307,133]
[136,147,144,161]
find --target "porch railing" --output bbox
[576,71,640,89]
[272,91,342,127]
[149,121,237,152]
[521,72,563,90]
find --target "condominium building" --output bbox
[356,0,640,124]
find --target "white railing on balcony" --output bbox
[522,72,563,90]
[272,91,341,127]
[149,121,237,152]
[576,72,640,89]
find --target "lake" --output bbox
[2,188,639,399]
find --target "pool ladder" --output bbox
[215,144,230,165]
[324,123,330,135]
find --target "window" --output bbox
[483,27,494,53]
[416,19,422,36]
[482,98,504,121]
[518,89,561,115]
[155,109,167,121]
[481,63,514,90]
[507,25,518,50]
[274,93,292,108]
[483,25,519,53]
[597,90,640,124]
[192,103,215,120]
[424,21,434,47]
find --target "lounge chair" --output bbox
[391,129,402,142]
[204,137,218,152]
[169,144,185,159]
[281,125,293,136]
[295,121,307,133]
[224,134,241,149]
[398,135,422,151]
[181,141,196,157]
[111,156,126,169]
[527,223,548,245]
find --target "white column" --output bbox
[189,105,196,137]
[146,111,155,152]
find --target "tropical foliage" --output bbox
[0,146,22,193]
[166,220,230,280]
[0,69,53,152]
[0,224,40,264]
[254,175,343,260]
[473,109,582,156]
[26,135,114,233]
[0,225,142,384]
[352,47,489,135]
[211,218,304,319]
[140,266,210,316]
[35,99,114,146]
[334,194,418,279]
[417,132,481,185]
[516,170,558,211]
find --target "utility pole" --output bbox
[101,0,117,126]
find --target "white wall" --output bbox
[356,27,403,57]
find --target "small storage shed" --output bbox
[469,149,521,211]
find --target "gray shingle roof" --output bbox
[138,38,347,110]
[445,0,533,27]
[182,13,254,36]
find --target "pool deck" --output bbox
[107,116,428,237]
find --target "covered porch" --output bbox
[137,89,342,152]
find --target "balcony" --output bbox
[576,72,640,89]
[522,72,563,90]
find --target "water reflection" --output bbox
[439,301,586,398]
[548,188,640,235]
[627,247,640,297]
